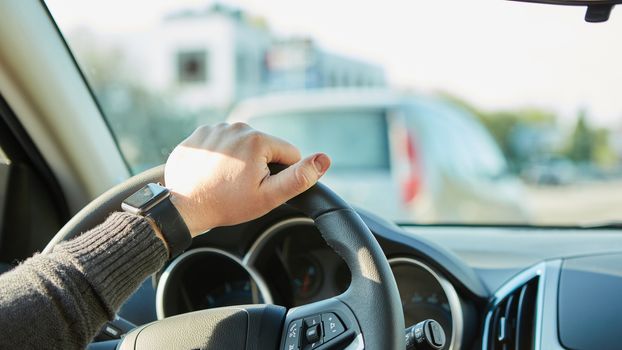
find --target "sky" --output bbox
[45,0,622,127]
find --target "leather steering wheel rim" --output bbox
[44,165,405,350]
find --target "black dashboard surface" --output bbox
[558,253,622,350]
[118,205,622,350]
[139,206,487,349]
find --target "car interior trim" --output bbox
[388,257,463,350]
[0,0,130,212]
[155,247,273,320]
[481,260,563,350]
[363,212,489,299]
[481,262,545,350]
[40,1,132,173]
[538,260,564,350]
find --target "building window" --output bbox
[177,50,208,83]
[236,52,248,85]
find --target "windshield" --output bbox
[45,0,622,226]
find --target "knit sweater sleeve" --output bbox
[0,212,168,349]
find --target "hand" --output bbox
[164,123,331,237]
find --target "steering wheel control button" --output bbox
[284,319,303,350]
[321,313,345,342]
[305,324,321,343]
[303,315,322,328]
[300,315,323,349]
[303,341,322,350]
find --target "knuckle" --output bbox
[245,130,264,145]
[214,122,229,130]
[230,122,249,131]
[194,124,212,135]
[294,167,311,190]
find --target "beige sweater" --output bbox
[0,212,168,349]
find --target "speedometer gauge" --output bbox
[201,280,255,309]
[390,258,462,350]
[156,248,272,319]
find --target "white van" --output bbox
[228,89,529,223]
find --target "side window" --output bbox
[0,99,68,265]
[249,109,390,172]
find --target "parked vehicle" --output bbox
[522,155,577,186]
[228,89,529,223]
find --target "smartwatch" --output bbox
[121,183,191,258]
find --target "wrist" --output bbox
[122,183,193,258]
[169,191,211,237]
[144,216,171,257]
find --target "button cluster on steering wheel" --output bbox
[283,312,346,350]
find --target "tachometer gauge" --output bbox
[290,255,323,300]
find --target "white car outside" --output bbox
[228,89,529,223]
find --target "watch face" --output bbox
[123,183,168,209]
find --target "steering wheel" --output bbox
[43,165,405,350]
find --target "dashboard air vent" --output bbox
[487,277,539,350]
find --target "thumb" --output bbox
[262,153,331,206]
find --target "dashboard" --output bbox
[155,217,463,349]
[118,205,622,350]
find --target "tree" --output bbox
[438,92,557,172]
[566,110,593,163]
[67,29,201,172]
[565,110,616,168]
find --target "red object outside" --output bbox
[401,131,422,203]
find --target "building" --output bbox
[147,4,273,112]
[102,4,386,116]
[266,38,386,92]
[156,4,387,111]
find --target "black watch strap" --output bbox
[146,196,192,259]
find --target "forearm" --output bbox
[0,212,168,349]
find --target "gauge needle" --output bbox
[301,273,311,295]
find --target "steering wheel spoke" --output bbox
[280,297,361,350]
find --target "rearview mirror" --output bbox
[509,0,622,22]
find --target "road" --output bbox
[525,180,622,226]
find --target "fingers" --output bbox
[185,123,300,166]
[262,134,301,165]
[261,153,331,206]
[179,122,327,207]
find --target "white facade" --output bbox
[156,10,270,111]
[115,6,272,112]
[106,5,385,114]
